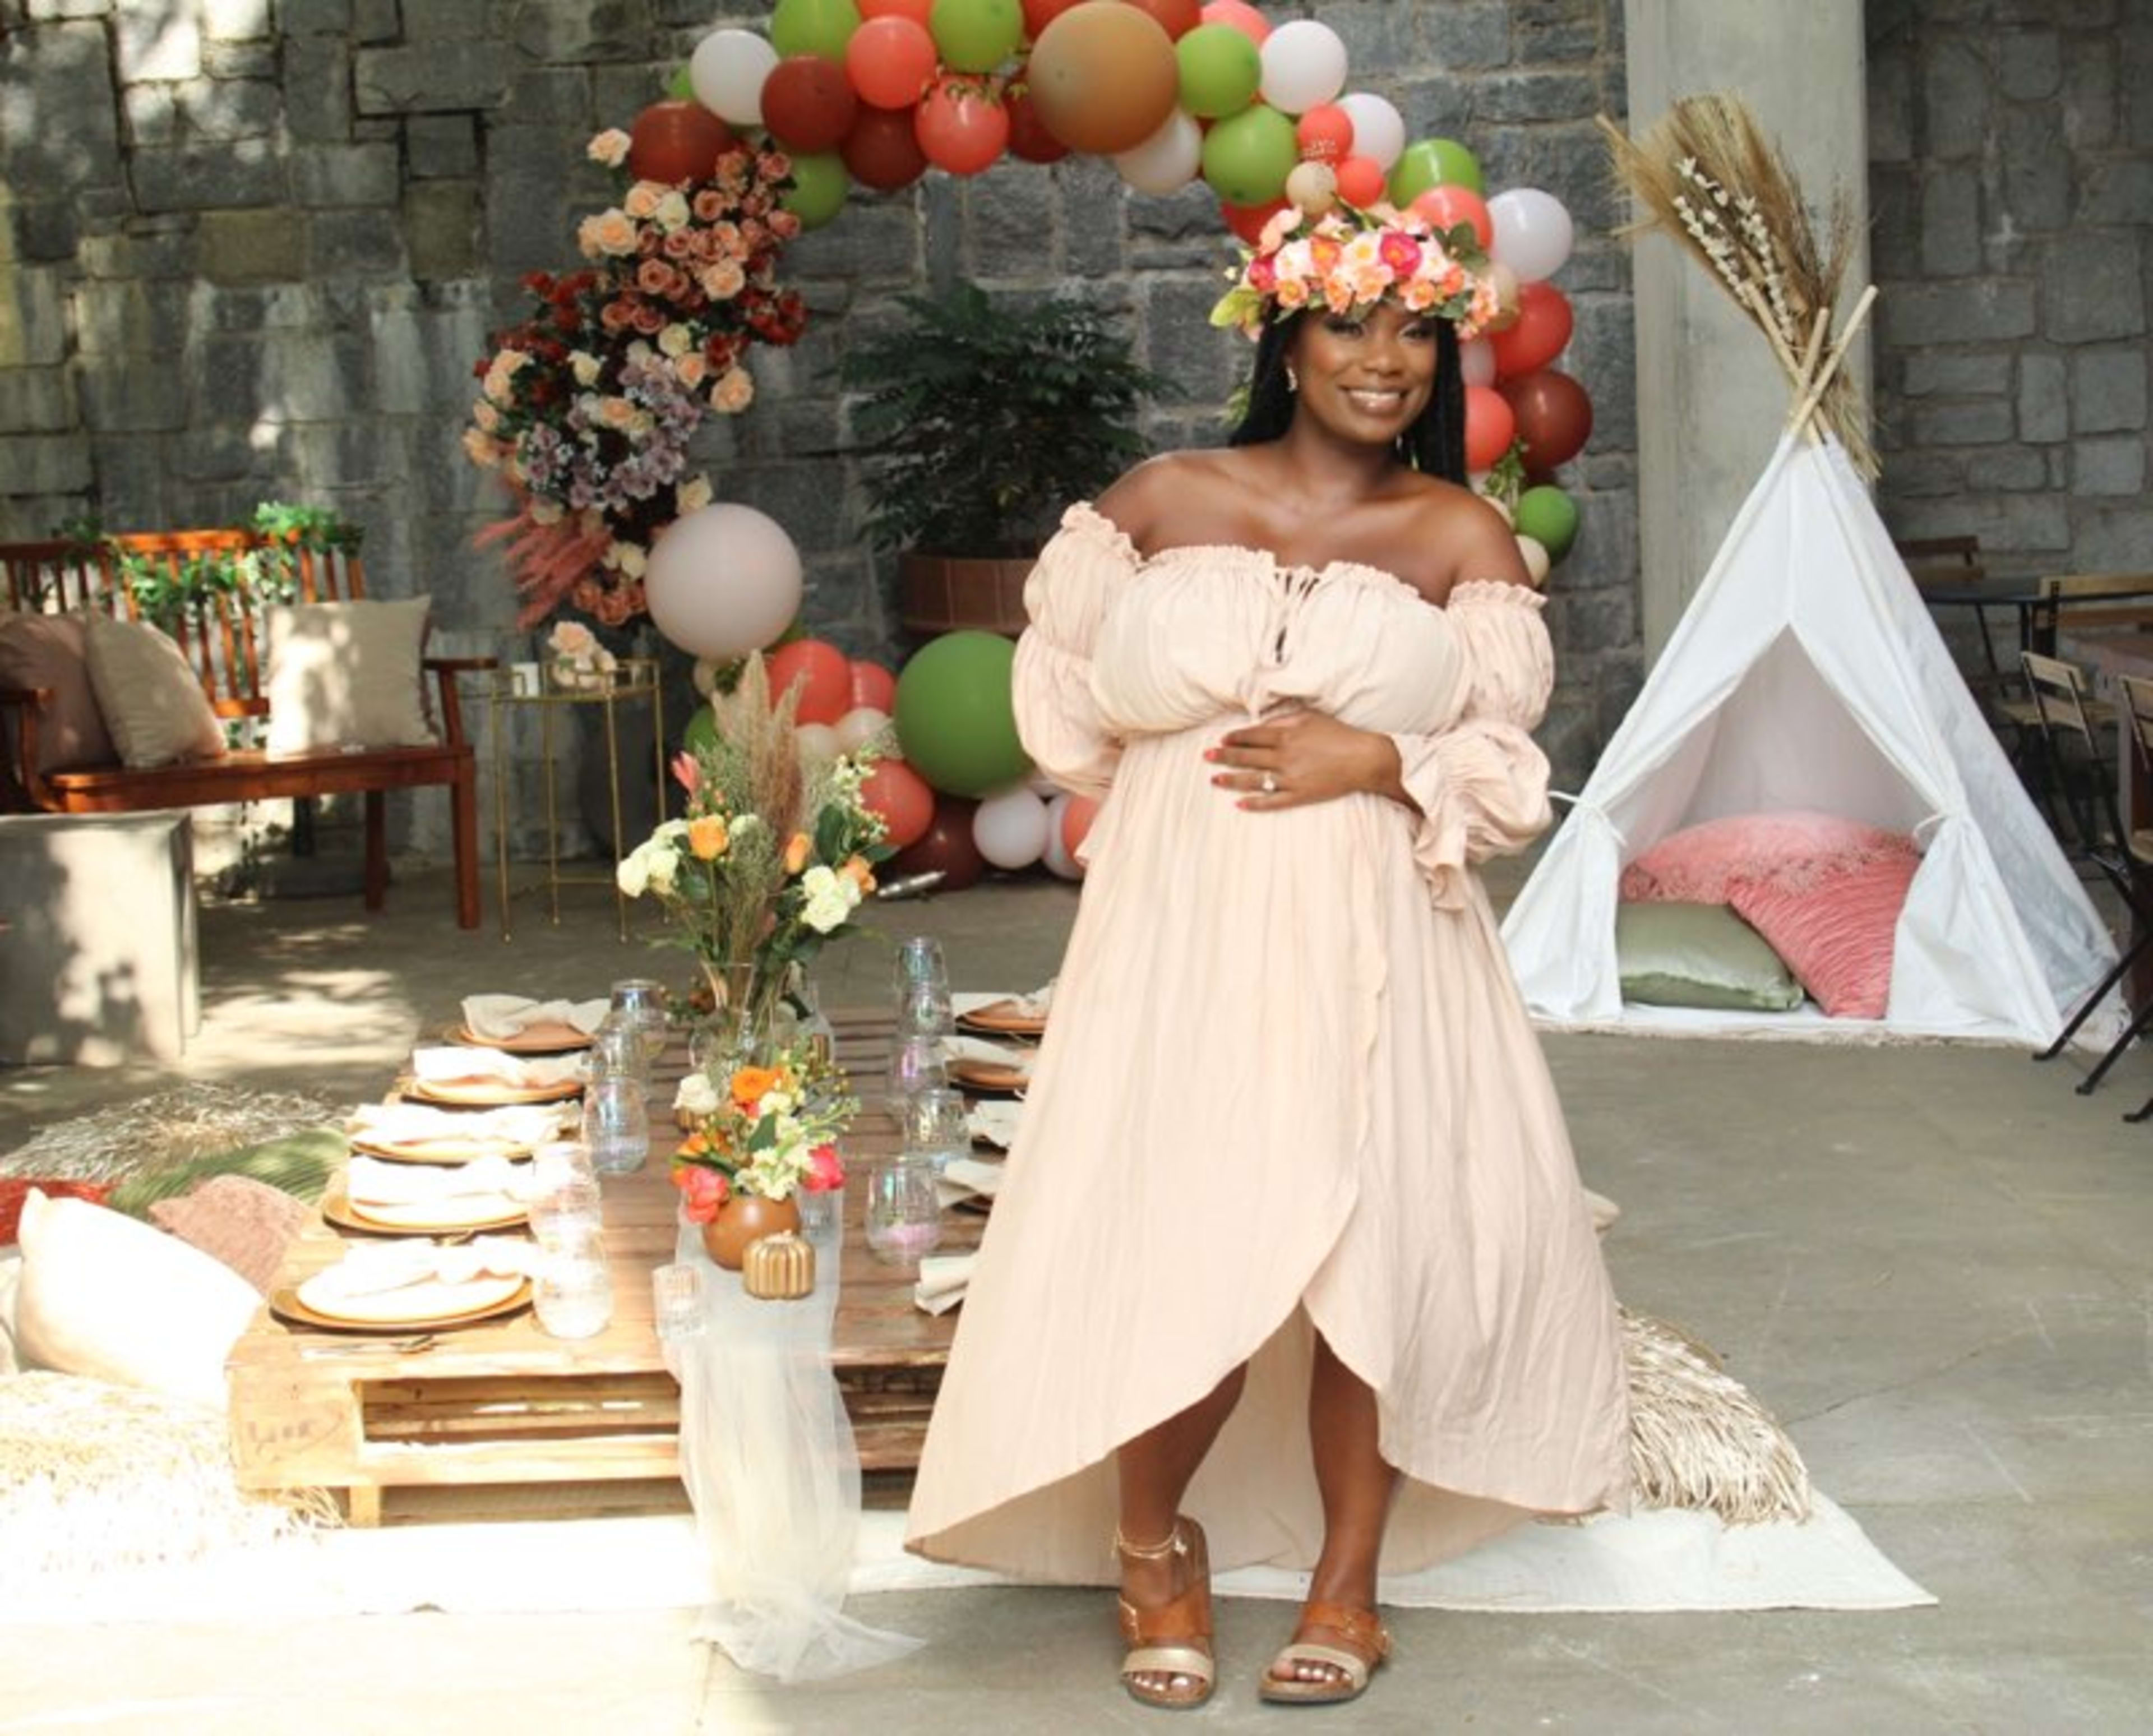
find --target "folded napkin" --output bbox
[461,994,610,1040]
[408,1045,588,1090]
[966,1100,1022,1150]
[913,1253,976,1317]
[303,1235,538,1303]
[942,1035,1032,1074]
[953,981,1055,1019]
[345,1153,531,1208]
[346,1102,572,1148]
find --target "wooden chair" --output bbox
[2032,572,2153,652]
[2023,652,2153,1091]
[2112,673,2153,1125]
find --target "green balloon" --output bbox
[1514,486,1579,562]
[782,151,848,229]
[666,64,694,101]
[1200,104,1299,208]
[930,0,1024,75]
[771,0,862,62]
[681,703,720,760]
[1176,23,1262,120]
[893,630,1030,797]
[1389,136,1486,204]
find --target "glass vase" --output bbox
[691,958,791,1077]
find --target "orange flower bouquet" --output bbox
[672,1046,854,1218]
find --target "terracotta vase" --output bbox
[699,1191,802,1271]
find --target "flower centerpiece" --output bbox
[673,1046,855,1267]
[546,618,620,690]
[464,130,808,629]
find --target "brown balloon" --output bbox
[761,54,860,155]
[888,795,987,892]
[626,100,735,184]
[1025,1,1180,155]
[1500,368,1594,478]
[841,103,931,192]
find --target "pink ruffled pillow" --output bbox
[1621,811,1923,1019]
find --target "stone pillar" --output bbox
[1624,1,1872,659]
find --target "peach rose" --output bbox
[783,832,812,875]
[711,367,754,413]
[687,815,729,861]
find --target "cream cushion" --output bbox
[13,1189,260,1409]
[82,614,227,769]
[264,597,435,754]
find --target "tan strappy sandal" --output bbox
[1114,1517,1215,1711]
[1258,1599,1392,1706]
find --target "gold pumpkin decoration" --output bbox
[741,1230,815,1300]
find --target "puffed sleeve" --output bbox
[1388,580,1555,910]
[1010,502,1137,800]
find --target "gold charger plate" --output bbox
[403,1077,584,1109]
[949,1057,1031,1096]
[321,1186,530,1238]
[450,1020,594,1055]
[348,1134,537,1166]
[270,1276,532,1335]
[955,1001,1047,1040]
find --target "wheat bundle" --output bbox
[1622,1308,1814,1525]
[1601,95,1875,478]
[0,1084,343,1184]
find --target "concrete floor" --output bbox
[2,856,2150,1733]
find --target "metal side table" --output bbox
[490,658,666,941]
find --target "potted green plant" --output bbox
[837,281,1175,636]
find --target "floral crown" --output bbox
[1209,202,1501,343]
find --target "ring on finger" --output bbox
[1261,770,1278,795]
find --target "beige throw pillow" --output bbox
[0,613,120,773]
[264,597,435,754]
[82,614,227,769]
[13,1189,261,1409]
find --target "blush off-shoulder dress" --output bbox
[905,504,1631,1582]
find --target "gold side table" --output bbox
[490,658,666,941]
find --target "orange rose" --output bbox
[840,854,875,894]
[729,1064,782,1107]
[783,832,812,875]
[687,815,728,861]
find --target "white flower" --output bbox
[645,847,679,894]
[588,128,631,168]
[798,864,860,934]
[654,191,691,232]
[570,350,602,387]
[676,474,713,513]
[617,848,651,897]
[658,322,692,358]
[673,1072,720,1116]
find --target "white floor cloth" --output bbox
[0,1496,1930,1627]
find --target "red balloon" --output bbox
[1061,793,1099,857]
[1463,384,1517,473]
[1222,197,1289,245]
[626,101,735,184]
[1006,87,1072,163]
[1332,154,1386,207]
[841,103,930,191]
[846,15,939,110]
[888,792,986,889]
[862,759,937,852]
[1121,0,1202,37]
[1295,103,1352,163]
[1021,0,1084,34]
[849,659,898,712]
[1410,184,1493,250]
[916,77,1011,175]
[861,0,934,21]
[1502,369,1594,476]
[1488,281,1574,380]
[1199,0,1269,44]
[761,55,859,154]
[765,639,852,727]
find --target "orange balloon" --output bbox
[765,638,852,726]
[862,758,937,850]
[1410,183,1493,250]
[1026,2,1180,155]
[1198,0,1268,44]
[847,15,937,110]
[1061,793,1099,856]
[1488,281,1574,380]
[1120,0,1201,38]
[1332,154,1385,207]
[1295,103,1352,163]
[916,77,1011,174]
[842,103,930,190]
[861,0,934,20]
[849,658,898,712]
[626,101,736,184]
[1463,384,1516,473]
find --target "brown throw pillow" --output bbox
[82,614,227,769]
[148,1174,313,1296]
[0,614,117,774]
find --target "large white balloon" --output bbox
[1334,91,1404,170]
[1487,187,1576,284]
[834,705,891,755]
[1114,108,1202,196]
[972,784,1050,871]
[1259,19,1348,114]
[644,504,801,661]
[1459,336,1496,389]
[690,28,778,127]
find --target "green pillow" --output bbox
[106,1129,345,1219]
[1617,902,1805,1012]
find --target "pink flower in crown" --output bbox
[1400,278,1440,313]
[1307,233,1344,276]
[1378,230,1422,278]
[1246,255,1279,296]
[1257,207,1301,253]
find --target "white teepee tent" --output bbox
[1501,99,2117,1045]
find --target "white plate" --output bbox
[295,1270,525,1326]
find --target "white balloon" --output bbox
[1335,93,1404,170]
[1259,20,1349,115]
[1459,336,1496,389]
[795,721,841,765]
[834,705,890,755]
[1114,108,1202,196]
[1284,160,1338,216]
[1480,490,1514,528]
[1516,533,1551,588]
[1487,188,1576,284]
[972,786,1050,871]
[644,504,801,660]
[690,657,721,698]
[690,28,778,127]
[1041,793,1083,880]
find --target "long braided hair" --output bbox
[1227,310,1469,484]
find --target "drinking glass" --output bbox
[580,1074,650,1175]
[607,977,670,1068]
[651,1261,706,1343]
[864,1156,942,1266]
[533,1226,613,1340]
[526,1140,603,1248]
[903,1086,970,1175]
[893,936,948,999]
[896,977,955,1041]
[886,1033,948,1105]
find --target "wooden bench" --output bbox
[0,532,493,929]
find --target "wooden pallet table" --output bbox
[227,1009,985,1525]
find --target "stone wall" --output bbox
[0,0,1637,856]
[1869,0,2151,571]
